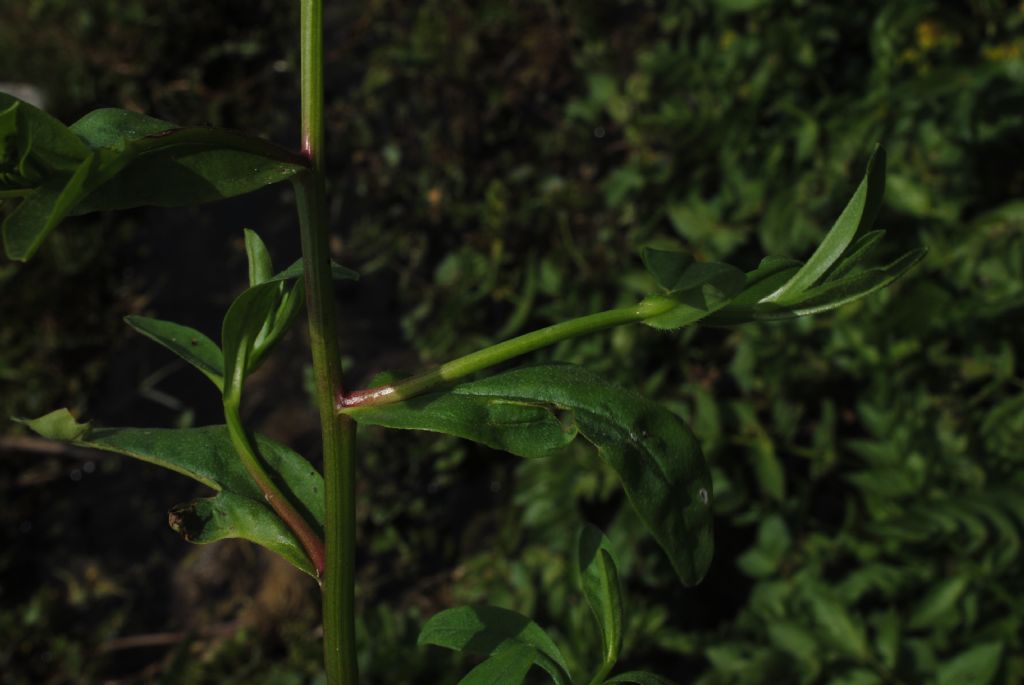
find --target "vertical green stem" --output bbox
[298,1,358,683]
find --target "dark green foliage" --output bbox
[347,364,714,586]
[0,95,306,260]
[3,0,1024,683]
[17,409,325,577]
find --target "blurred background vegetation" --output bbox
[2,0,1024,683]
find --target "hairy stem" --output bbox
[298,1,359,683]
[339,296,678,409]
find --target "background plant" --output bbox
[2,1,1023,684]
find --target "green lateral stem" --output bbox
[223,398,325,577]
[338,296,678,409]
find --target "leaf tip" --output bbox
[14,408,91,441]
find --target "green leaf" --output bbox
[765,145,886,301]
[772,249,926,314]
[18,416,324,578]
[14,408,91,441]
[908,576,969,629]
[270,258,359,283]
[639,247,746,330]
[577,524,623,669]
[823,230,886,282]
[418,606,571,685]
[604,672,679,685]
[0,93,90,177]
[69,108,307,213]
[935,642,1003,685]
[705,249,925,324]
[244,228,274,286]
[124,315,225,390]
[168,492,313,574]
[1,98,308,261]
[455,645,536,685]
[3,154,95,260]
[800,582,869,660]
[344,391,575,459]
[641,247,745,297]
[347,364,714,585]
[222,285,283,403]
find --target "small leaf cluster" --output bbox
[419,524,672,685]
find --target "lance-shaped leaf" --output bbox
[822,229,886,282]
[577,524,624,671]
[1,97,308,261]
[15,409,324,578]
[764,145,886,302]
[244,228,275,286]
[705,249,925,324]
[346,364,714,585]
[68,108,308,212]
[222,284,283,403]
[125,246,356,393]
[124,315,226,390]
[455,644,537,685]
[418,605,571,685]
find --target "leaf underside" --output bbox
[347,363,714,585]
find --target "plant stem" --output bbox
[298,1,358,683]
[223,398,325,576]
[586,661,615,685]
[339,296,678,409]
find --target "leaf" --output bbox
[604,672,679,685]
[908,576,969,629]
[774,249,926,314]
[765,145,886,302]
[455,645,536,685]
[577,524,623,669]
[131,247,354,396]
[69,108,307,212]
[18,416,324,578]
[244,228,274,286]
[0,93,90,176]
[124,315,225,390]
[935,642,1003,685]
[641,247,745,296]
[705,249,925,324]
[800,582,869,660]
[3,154,95,260]
[221,285,283,403]
[1,98,308,261]
[639,247,746,330]
[343,391,575,459]
[823,230,886,282]
[418,606,571,685]
[270,258,359,283]
[736,514,791,578]
[14,408,90,441]
[347,364,714,585]
[168,492,312,575]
